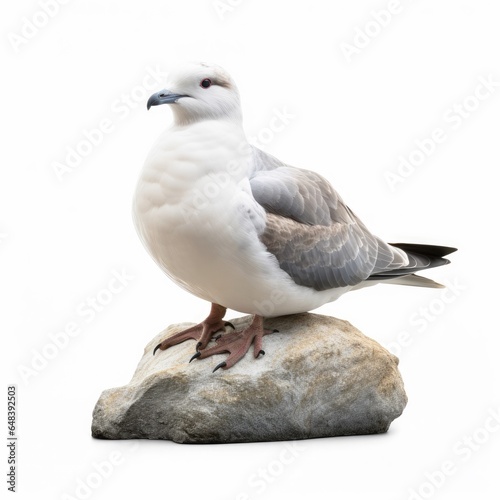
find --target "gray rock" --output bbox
[92,313,407,443]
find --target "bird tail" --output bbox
[389,243,458,260]
[367,243,457,288]
[383,274,445,288]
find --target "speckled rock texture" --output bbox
[91,313,407,443]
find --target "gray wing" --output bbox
[249,147,408,291]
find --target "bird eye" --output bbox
[200,78,212,88]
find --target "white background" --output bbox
[2,0,499,499]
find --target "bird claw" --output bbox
[213,361,227,373]
[154,313,277,372]
[192,316,277,371]
[151,308,229,357]
[189,351,202,363]
[211,322,234,342]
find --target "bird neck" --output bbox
[172,107,243,128]
[152,120,251,182]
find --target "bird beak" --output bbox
[147,90,188,110]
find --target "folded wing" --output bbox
[249,147,411,291]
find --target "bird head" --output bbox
[147,62,242,126]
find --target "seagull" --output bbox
[133,62,456,372]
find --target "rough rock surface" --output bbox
[92,313,407,443]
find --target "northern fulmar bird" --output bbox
[133,62,456,372]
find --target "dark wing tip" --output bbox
[389,243,457,258]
